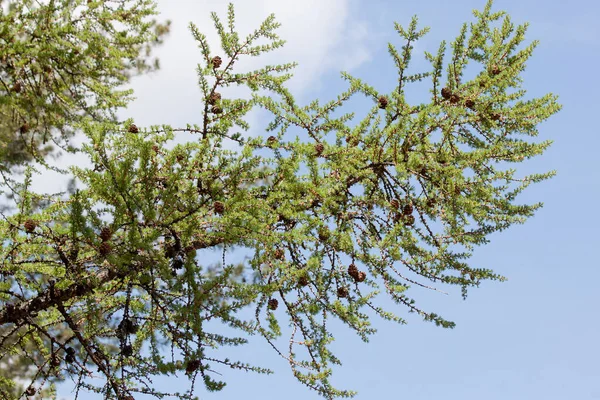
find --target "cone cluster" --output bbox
[348,263,367,283]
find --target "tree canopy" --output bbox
[0,1,560,399]
[0,0,170,171]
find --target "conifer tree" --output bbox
[0,1,561,399]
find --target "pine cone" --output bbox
[208,91,221,105]
[298,275,309,286]
[378,96,388,109]
[389,199,400,210]
[211,56,222,69]
[268,298,279,310]
[211,106,223,114]
[356,271,366,282]
[25,386,36,396]
[20,122,29,134]
[274,248,285,260]
[491,113,501,121]
[99,242,112,256]
[213,201,225,214]
[347,263,359,279]
[490,65,501,76]
[404,214,415,226]
[402,203,413,215]
[65,353,75,364]
[441,87,452,100]
[12,81,22,93]
[346,135,359,147]
[24,219,37,233]
[315,142,324,156]
[464,99,475,109]
[449,93,460,104]
[267,136,277,146]
[186,359,201,373]
[127,124,138,133]
[337,287,348,298]
[99,227,112,241]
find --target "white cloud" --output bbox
[27,0,376,195]
[121,0,375,126]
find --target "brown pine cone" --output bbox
[267,136,277,146]
[402,203,413,215]
[213,201,225,214]
[99,227,112,241]
[208,91,221,105]
[274,248,285,260]
[449,93,460,104]
[378,96,388,109]
[186,359,201,373]
[128,124,138,133]
[268,298,279,310]
[490,65,501,76]
[211,56,222,69]
[441,87,452,99]
[315,142,324,156]
[12,81,22,93]
[347,263,359,279]
[211,106,223,114]
[25,386,36,396]
[337,287,348,298]
[389,199,400,210]
[404,214,415,226]
[356,271,366,282]
[298,275,309,286]
[20,122,29,134]
[464,99,475,109]
[99,242,112,256]
[24,219,37,233]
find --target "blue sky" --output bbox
[49,0,600,399]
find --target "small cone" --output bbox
[211,56,222,69]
